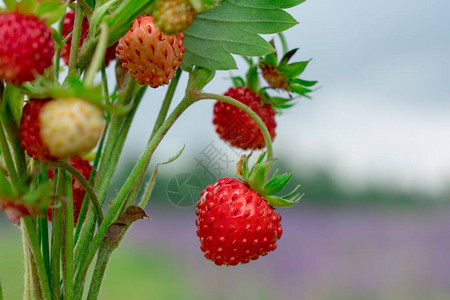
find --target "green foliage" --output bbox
[182,0,300,70]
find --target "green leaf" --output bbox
[16,0,37,15]
[264,173,292,195]
[36,0,68,26]
[279,48,298,67]
[182,0,299,70]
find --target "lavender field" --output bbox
[1,207,450,299]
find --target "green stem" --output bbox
[23,218,52,300]
[74,118,109,243]
[22,224,31,300]
[47,161,103,223]
[78,0,93,17]
[68,2,84,72]
[54,12,65,81]
[50,169,65,300]
[84,23,110,87]
[0,276,3,300]
[278,32,289,56]
[151,69,181,137]
[63,171,74,300]
[85,242,114,300]
[0,119,19,191]
[73,94,194,297]
[38,217,51,286]
[29,250,43,300]
[101,63,110,105]
[195,93,274,160]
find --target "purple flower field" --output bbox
[124,207,450,300]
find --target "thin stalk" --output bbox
[47,161,103,223]
[50,169,65,300]
[63,171,74,300]
[38,217,51,284]
[22,224,31,300]
[68,2,84,72]
[85,242,114,299]
[78,0,93,17]
[278,32,289,56]
[84,23,109,87]
[54,10,66,81]
[74,118,109,243]
[29,250,43,300]
[23,218,52,300]
[151,69,181,137]
[195,93,274,160]
[0,120,19,191]
[101,63,110,104]
[0,276,3,300]
[74,94,194,297]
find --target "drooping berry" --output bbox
[0,11,55,85]
[196,177,283,266]
[153,0,197,35]
[20,98,104,161]
[116,16,185,88]
[213,87,276,150]
[61,10,117,66]
[47,157,93,224]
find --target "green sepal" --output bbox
[2,84,24,128]
[231,76,245,88]
[280,60,310,78]
[22,182,52,209]
[239,152,302,207]
[279,48,298,68]
[264,172,293,195]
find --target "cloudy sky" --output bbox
[119,0,450,195]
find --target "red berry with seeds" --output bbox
[116,16,186,88]
[0,11,55,85]
[20,98,104,161]
[61,10,117,66]
[47,157,93,224]
[196,177,282,266]
[213,86,276,150]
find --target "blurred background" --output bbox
[1,0,450,299]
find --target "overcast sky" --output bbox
[120,0,450,195]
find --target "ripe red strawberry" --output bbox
[196,154,301,266]
[0,11,55,85]
[213,86,276,150]
[20,98,104,161]
[61,10,117,66]
[116,16,185,88]
[0,199,40,223]
[196,177,282,266]
[153,0,197,35]
[47,157,93,224]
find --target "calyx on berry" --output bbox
[0,168,52,222]
[238,152,302,207]
[259,40,318,97]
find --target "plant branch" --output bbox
[85,23,110,87]
[68,2,84,72]
[23,218,52,300]
[48,161,104,223]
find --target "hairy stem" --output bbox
[85,23,110,87]
[23,218,52,300]
[63,171,74,300]
[22,224,31,300]
[68,2,84,72]
[47,161,103,223]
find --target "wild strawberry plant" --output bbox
[0,0,317,298]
